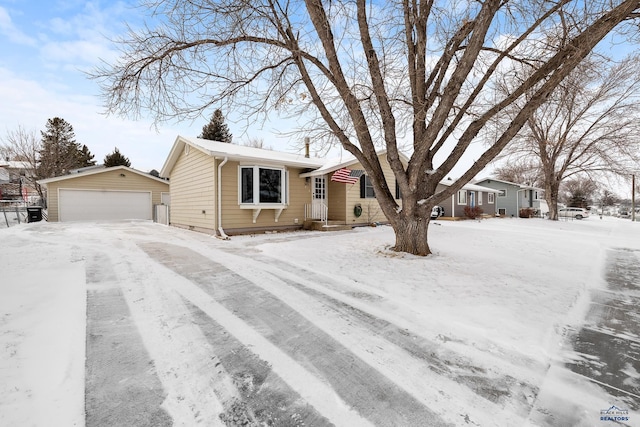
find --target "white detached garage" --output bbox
[38,166,169,222]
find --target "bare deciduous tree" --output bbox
[92,0,640,255]
[494,159,543,187]
[499,54,640,220]
[0,126,45,202]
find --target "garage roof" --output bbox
[38,166,168,185]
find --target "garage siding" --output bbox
[45,168,169,222]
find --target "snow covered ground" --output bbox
[1,216,638,426]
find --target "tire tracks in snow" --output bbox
[83,249,173,427]
[139,242,448,427]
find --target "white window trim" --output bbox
[478,192,483,205]
[238,165,288,208]
[488,193,495,204]
[457,190,467,205]
[498,189,507,197]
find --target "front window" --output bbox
[259,168,282,203]
[241,167,254,203]
[240,166,286,205]
[360,175,376,198]
[457,190,467,205]
[488,193,495,204]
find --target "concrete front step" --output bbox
[303,220,353,232]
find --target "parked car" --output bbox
[558,207,589,219]
[431,206,445,219]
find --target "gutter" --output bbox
[217,157,230,240]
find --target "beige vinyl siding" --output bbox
[344,154,399,225]
[45,169,168,222]
[169,147,217,231]
[219,160,311,232]
[327,180,346,221]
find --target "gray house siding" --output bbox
[475,179,542,217]
[436,184,497,218]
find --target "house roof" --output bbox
[474,177,543,191]
[299,149,410,177]
[439,180,502,193]
[37,165,169,185]
[160,136,325,177]
[0,160,31,170]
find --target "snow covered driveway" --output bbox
[2,218,639,426]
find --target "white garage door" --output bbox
[59,189,152,222]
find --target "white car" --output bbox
[558,207,589,219]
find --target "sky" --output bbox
[1,217,638,425]
[0,0,303,172]
[0,1,637,198]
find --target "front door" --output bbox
[469,191,476,208]
[311,176,326,219]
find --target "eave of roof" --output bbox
[299,149,410,178]
[474,177,543,191]
[439,180,503,193]
[37,165,168,186]
[160,136,325,177]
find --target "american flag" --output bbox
[331,168,364,184]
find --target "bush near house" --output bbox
[464,206,483,219]
[519,208,535,218]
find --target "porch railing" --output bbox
[304,202,328,225]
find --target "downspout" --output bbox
[217,157,230,240]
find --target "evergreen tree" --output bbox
[78,144,97,167]
[103,147,131,167]
[199,109,232,142]
[37,117,84,178]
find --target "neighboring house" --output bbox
[38,166,169,222]
[159,136,408,236]
[0,160,37,203]
[474,178,544,217]
[436,180,501,218]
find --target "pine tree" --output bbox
[37,117,84,178]
[199,109,232,142]
[103,147,131,167]
[78,144,96,167]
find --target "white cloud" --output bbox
[0,66,193,172]
[0,6,37,46]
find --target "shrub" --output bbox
[519,208,535,218]
[464,205,483,219]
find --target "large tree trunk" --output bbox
[391,215,432,256]
[545,180,561,220]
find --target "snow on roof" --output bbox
[299,149,410,177]
[474,177,543,191]
[0,160,31,170]
[439,179,502,193]
[37,165,168,185]
[160,136,325,177]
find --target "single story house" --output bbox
[38,166,169,222]
[160,136,504,236]
[159,136,404,236]
[436,180,502,218]
[474,177,544,217]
